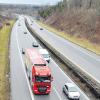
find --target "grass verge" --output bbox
[0,20,15,100]
[37,21,100,55]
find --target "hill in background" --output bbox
[39,0,100,45]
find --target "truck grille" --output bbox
[38,87,47,93]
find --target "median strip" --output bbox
[25,19,100,98]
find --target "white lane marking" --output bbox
[23,18,64,100]
[15,22,34,100]
[51,60,90,100]
[65,41,100,62]
[61,51,100,84]
[53,87,62,100]
[32,19,100,82]
[33,18,100,62]
[28,18,100,84]
[25,17,90,100]
[18,18,63,100]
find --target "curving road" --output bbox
[26,17,100,84]
[10,16,89,100]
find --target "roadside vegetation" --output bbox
[0,19,15,100]
[39,0,100,55]
[37,21,100,55]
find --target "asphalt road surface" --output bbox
[10,16,90,100]
[26,17,100,84]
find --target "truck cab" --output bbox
[31,66,53,94]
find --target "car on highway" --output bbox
[24,32,27,34]
[32,41,39,47]
[39,49,50,63]
[63,83,80,100]
[40,28,43,30]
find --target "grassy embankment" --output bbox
[37,21,100,55]
[0,20,15,100]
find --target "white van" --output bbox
[39,49,50,63]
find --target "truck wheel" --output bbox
[25,64,27,71]
[29,76,30,81]
[48,60,50,63]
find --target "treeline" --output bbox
[0,4,40,17]
[63,0,100,9]
[39,0,100,19]
[39,2,65,19]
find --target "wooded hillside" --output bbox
[39,0,100,45]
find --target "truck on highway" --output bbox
[25,48,53,94]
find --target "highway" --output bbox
[10,16,89,100]
[26,17,100,84]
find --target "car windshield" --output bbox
[33,42,38,45]
[35,76,51,82]
[43,54,49,58]
[69,86,77,92]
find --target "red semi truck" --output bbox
[25,48,53,94]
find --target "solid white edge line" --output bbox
[51,60,90,100]
[22,19,64,100]
[26,18,90,100]
[53,87,62,100]
[33,18,100,62]
[15,21,34,100]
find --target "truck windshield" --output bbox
[34,64,46,66]
[35,76,51,82]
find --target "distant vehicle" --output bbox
[22,48,25,54]
[25,48,53,94]
[39,49,50,63]
[40,28,43,30]
[24,32,27,34]
[32,42,39,47]
[63,83,80,100]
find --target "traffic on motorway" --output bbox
[10,16,90,100]
[26,16,100,98]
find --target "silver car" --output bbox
[32,42,39,47]
[63,83,80,100]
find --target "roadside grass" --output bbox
[0,20,15,100]
[37,21,100,55]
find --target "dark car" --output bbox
[40,28,43,30]
[24,32,27,34]
[32,42,39,47]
